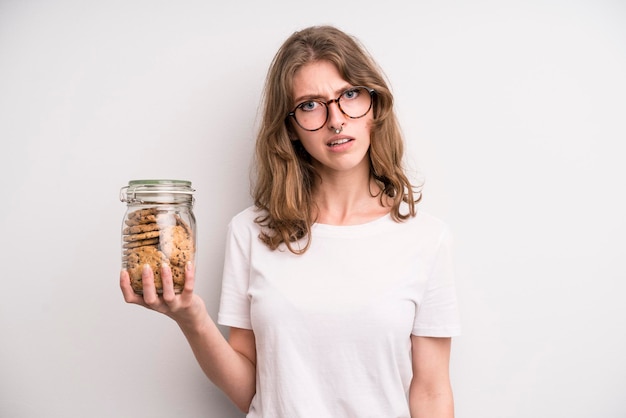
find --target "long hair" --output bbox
[252,25,420,254]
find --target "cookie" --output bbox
[160,225,194,266]
[123,230,161,242]
[175,213,193,236]
[125,245,164,267]
[125,208,164,226]
[124,246,167,293]
[171,265,186,290]
[123,245,157,257]
[123,237,159,249]
[123,223,160,235]
[127,208,158,220]
[169,246,193,267]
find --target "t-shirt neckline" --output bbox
[312,212,394,237]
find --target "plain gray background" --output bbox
[1,0,625,417]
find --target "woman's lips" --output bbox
[328,138,352,147]
[326,136,354,152]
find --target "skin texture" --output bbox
[410,336,455,417]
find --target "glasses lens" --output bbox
[294,101,327,131]
[338,87,373,118]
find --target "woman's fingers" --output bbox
[120,268,144,305]
[141,264,161,306]
[120,263,197,315]
[180,261,195,303]
[162,262,196,311]
[161,263,176,304]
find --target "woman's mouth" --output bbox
[327,138,352,147]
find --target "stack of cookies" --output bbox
[122,207,194,294]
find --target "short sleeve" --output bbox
[412,226,462,337]
[217,218,253,330]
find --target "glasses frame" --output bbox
[287,86,376,132]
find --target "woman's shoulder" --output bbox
[228,205,267,232]
[397,200,448,229]
[413,208,447,227]
[405,207,452,241]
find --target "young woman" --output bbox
[121,25,461,418]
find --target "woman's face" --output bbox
[290,60,373,177]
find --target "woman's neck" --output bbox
[312,169,391,226]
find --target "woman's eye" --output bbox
[299,101,319,112]
[342,88,360,100]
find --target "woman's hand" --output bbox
[120,262,206,327]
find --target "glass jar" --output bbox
[119,179,196,294]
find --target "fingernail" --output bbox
[186,261,193,271]
[142,264,151,273]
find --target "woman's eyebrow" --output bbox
[293,93,324,104]
[293,85,353,105]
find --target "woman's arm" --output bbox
[120,263,256,412]
[409,336,454,418]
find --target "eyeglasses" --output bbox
[287,86,375,132]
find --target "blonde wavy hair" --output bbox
[252,25,421,254]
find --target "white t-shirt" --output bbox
[218,205,461,418]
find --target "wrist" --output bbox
[171,297,211,334]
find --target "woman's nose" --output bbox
[326,99,345,130]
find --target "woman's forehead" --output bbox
[291,61,349,100]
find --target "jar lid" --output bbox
[128,179,192,187]
[120,179,195,204]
